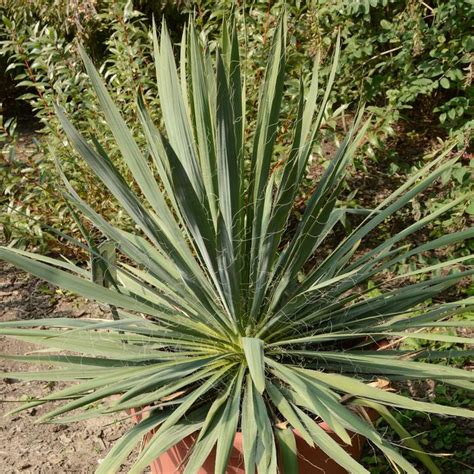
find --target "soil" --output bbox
[0,261,148,473]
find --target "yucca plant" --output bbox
[1,15,473,474]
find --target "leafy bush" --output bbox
[1,0,472,255]
[333,0,473,131]
[0,0,156,252]
[1,16,473,473]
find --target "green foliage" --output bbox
[0,16,473,473]
[1,0,472,254]
[339,0,473,129]
[0,103,16,157]
[186,1,474,277]
[363,311,474,472]
[363,386,474,473]
[183,0,473,140]
[0,0,154,252]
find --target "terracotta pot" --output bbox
[143,418,366,474]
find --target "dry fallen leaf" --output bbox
[368,378,394,391]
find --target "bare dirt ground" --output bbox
[0,261,147,473]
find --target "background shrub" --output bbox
[0,0,472,259]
